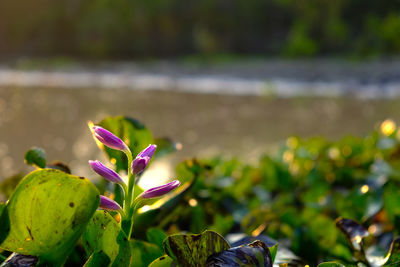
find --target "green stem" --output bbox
[121,152,135,238]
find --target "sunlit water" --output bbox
[1,85,400,189]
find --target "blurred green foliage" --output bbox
[131,118,400,265]
[1,0,400,59]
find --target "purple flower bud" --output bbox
[138,180,181,199]
[131,156,150,175]
[137,144,157,158]
[89,160,124,184]
[92,126,129,151]
[131,145,157,175]
[99,195,122,210]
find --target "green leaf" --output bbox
[206,240,273,267]
[24,147,46,168]
[384,184,400,226]
[317,262,346,267]
[383,236,400,266]
[83,251,111,267]
[0,203,9,246]
[82,210,131,267]
[131,239,164,267]
[0,169,99,266]
[269,244,278,264]
[148,255,175,267]
[0,203,5,217]
[163,230,230,267]
[97,116,153,172]
[146,228,168,251]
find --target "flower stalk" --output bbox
[89,125,180,239]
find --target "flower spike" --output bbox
[89,160,124,184]
[138,180,181,199]
[99,195,122,210]
[92,126,129,151]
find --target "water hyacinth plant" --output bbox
[89,126,180,237]
[3,116,400,266]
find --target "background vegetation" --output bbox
[1,0,400,60]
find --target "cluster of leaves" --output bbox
[1,116,400,266]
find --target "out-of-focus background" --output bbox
[1,0,400,185]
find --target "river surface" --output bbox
[1,86,400,187]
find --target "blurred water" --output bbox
[1,60,400,98]
[1,85,400,185]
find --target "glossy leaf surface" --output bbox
[205,240,273,267]
[163,230,230,267]
[82,210,131,267]
[0,169,99,265]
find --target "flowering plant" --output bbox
[89,126,180,238]
[0,117,184,267]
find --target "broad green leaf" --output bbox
[146,228,167,251]
[24,147,46,168]
[317,262,346,267]
[82,210,131,267]
[0,169,99,265]
[131,239,163,267]
[383,236,400,266]
[83,251,111,267]
[97,116,153,172]
[163,230,230,267]
[206,240,272,267]
[148,255,175,267]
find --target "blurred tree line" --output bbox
[0,0,400,60]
